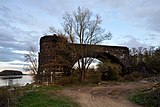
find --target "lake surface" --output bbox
[0,75,34,87]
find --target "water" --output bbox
[0,75,34,87]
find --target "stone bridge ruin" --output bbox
[38,34,130,82]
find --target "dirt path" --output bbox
[61,82,151,107]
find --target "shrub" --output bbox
[58,76,80,85]
[96,62,122,81]
[86,72,101,84]
[107,70,121,81]
[0,86,22,107]
[130,89,160,107]
[122,71,142,81]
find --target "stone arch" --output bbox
[38,35,130,82]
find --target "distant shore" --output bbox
[0,70,23,76]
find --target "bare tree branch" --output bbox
[24,46,38,75]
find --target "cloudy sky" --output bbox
[0,0,160,72]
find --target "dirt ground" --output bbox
[60,82,152,107]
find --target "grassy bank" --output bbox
[16,85,80,107]
[0,85,80,107]
[17,91,79,107]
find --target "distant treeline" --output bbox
[0,70,23,76]
[129,46,160,73]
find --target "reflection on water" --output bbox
[0,75,34,86]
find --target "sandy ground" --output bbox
[60,82,151,107]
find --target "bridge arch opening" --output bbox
[72,52,126,71]
[70,52,126,81]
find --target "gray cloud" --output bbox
[0,47,24,62]
[0,21,39,62]
[0,4,11,18]
[149,33,158,37]
[0,27,39,50]
[0,29,16,42]
[101,0,160,33]
[2,0,159,33]
[120,35,149,48]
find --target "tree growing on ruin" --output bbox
[50,7,111,82]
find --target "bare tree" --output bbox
[24,46,38,75]
[50,7,111,82]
